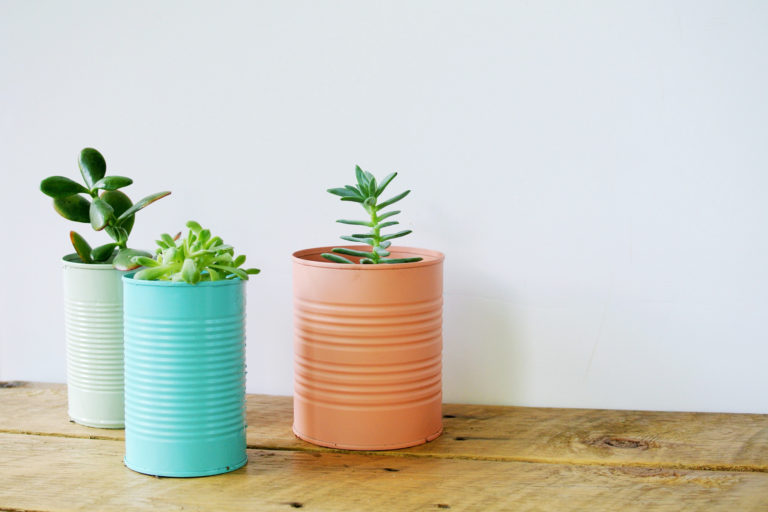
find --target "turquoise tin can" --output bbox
[122,274,247,477]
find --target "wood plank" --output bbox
[2,382,768,472]
[1,433,767,512]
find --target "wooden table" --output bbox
[1,382,767,511]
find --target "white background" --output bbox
[1,1,766,413]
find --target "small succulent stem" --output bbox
[369,209,381,263]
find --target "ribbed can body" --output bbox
[123,276,247,477]
[62,255,125,428]
[292,246,444,450]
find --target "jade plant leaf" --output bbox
[91,243,118,262]
[78,148,106,189]
[113,248,152,271]
[40,176,88,198]
[116,191,171,224]
[101,190,134,236]
[53,195,91,223]
[89,198,114,231]
[91,176,133,191]
[70,231,93,263]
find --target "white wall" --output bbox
[1,0,766,413]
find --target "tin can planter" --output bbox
[122,275,247,477]
[62,254,125,428]
[292,246,444,450]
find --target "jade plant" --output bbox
[40,148,170,269]
[131,221,260,284]
[323,166,422,264]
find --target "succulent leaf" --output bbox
[336,219,373,226]
[332,247,375,258]
[328,188,360,198]
[113,248,152,271]
[186,220,202,234]
[380,257,424,264]
[91,243,118,262]
[40,176,88,198]
[340,235,374,245]
[78,148,106,189]
[321,253,353,264]
[100,190,134,236]
[181,258,200,284]
[375,172,397,197]
[131,256,160,267]
[134,265,177,281]
[161,233,176,247]
[89,198,114,231]
[380,229,413,241]
[377,210,400,221]
[377,190,411,210]
[92,176,133,191]
[116,191,171,224]
[355,165,368,192]
[70,231,93,263]
[53,195,91,223]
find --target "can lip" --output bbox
[62,253,122,270]
[292,246,444,270]
[122,272,246,287]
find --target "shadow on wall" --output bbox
[442,274,526,406]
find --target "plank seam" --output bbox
[1,428,767,474]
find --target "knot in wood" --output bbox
[590,436,651,450]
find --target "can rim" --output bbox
[122,272,246,287]
[292,246,444,270]
[62,253,122,271]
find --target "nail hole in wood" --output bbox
[454,436,467,441]
[437,504,451,509]
[288,502,303,508]
[443,414,456,418]
[383,468,400,472]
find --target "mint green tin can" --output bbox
[122,274,247,477]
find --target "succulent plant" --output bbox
[132,221,260,284]
[40,147,170,269]
[323,166,423,264]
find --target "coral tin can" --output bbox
[292,246,444,450]
[62,255,125,428]
[122,275,247,477]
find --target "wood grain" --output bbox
[1,433,767,512]
[2,382,767,472]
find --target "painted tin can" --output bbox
[122,275,247,477]
[292,246,444,450]
[62,254,125,428]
